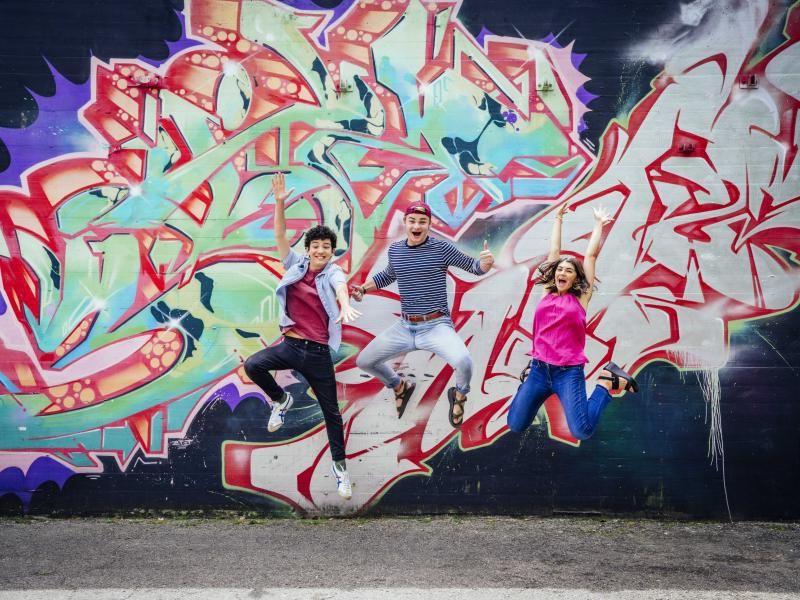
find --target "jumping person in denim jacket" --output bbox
[507,203,638,440]
[244,173,360,499]
[350,202,494,428]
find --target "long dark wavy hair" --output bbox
[537,256,591,297]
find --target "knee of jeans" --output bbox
[243,356,257,379]
[355,352,371,370]
[453,353,472,374]
[569,423,593,441]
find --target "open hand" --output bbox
[479,240,494,272]
[592,205,613,225]
[271,172,294,203]
[336,304,362,323]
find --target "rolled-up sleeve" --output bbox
[282,249,303,269]
[329,267,347,291]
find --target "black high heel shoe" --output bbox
[600,361,639,392]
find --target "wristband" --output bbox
[360,285,368,295]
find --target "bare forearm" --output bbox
[274,199,286,237]
[335,283,362,322]
[547,215,563,261]
[585,221,604,259]
[336,284,351,309]
[274,199,290,259]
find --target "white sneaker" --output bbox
[267,392,293,432]
[331,462,352,499]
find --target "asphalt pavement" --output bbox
[1,516,797,599]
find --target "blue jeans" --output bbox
[356,317,473,394]
[507,359,612,440]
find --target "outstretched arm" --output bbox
[351,262,395,302]
[350,278,378,302]
[271,172,294,261]
[335,282,362,323]
[582,206,613,290]
[547,203,568,262]
[442,240,493,275]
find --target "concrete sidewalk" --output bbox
[0,590,797,599]
[1,516,797,598]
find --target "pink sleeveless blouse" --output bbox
[531,292,588,366]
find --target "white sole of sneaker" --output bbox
[267,395,293,432]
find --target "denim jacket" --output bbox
[275,249,347,351]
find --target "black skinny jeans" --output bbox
[243,336,345,462]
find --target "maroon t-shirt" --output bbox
[283,268,330,345]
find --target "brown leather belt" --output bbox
[402,310,447,323]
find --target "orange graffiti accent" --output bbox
[38,329,183,415]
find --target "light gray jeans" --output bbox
[356,317,473,394]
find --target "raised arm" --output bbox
[271,172,293,261]
[547,202,568,262]
[582,206,613,292]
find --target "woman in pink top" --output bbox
[507,203,638,439]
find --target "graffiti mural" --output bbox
[1,0,799,516]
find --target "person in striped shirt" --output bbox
[351,202,494,427]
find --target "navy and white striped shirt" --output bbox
[372,237,487,315]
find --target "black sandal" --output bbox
[395,377,416,418]
[599,361,639,393]
[447,387,467,428]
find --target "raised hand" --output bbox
[479,240,494,272]
[592,205,613,226]
[335,303,362,324]
[271,172,294,203]
[556,202,569,220]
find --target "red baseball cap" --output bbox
[404,202,431,218]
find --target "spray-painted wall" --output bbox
[1,0,798,518]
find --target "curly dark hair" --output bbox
[304,225,337,250]
[537,256,591,297]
